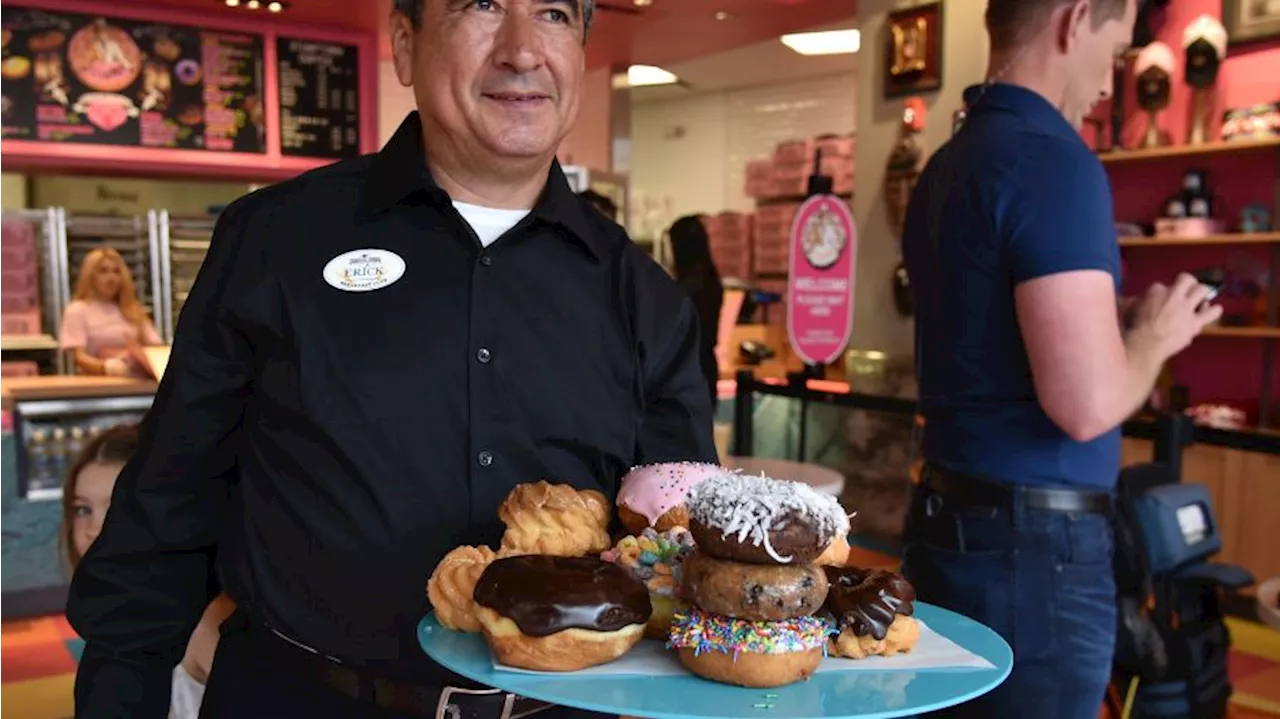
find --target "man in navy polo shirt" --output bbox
[901,0,1223,716]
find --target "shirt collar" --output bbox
[362,112,602,262]
[962,82,1082,143]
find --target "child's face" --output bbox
[71,461,124,560]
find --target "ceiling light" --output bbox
[225,0,239,6]
[612,65,679,88]
[780,29,861,56]
[246,0,260,8]
[267,1,283,10]
[714,11,732,20]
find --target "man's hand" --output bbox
[1126,273,1223,359]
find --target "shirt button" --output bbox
[477,451,493,467]
[477,348,491,364]
[479,255,492,267]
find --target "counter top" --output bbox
[1,376,157,410]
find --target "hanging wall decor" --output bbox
[883,1,943,98]
[1222,0,1280,45]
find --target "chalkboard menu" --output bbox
[0,6,266,153]
[276,37,360,160]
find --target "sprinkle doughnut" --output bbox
[616,461,728,534]
[667,607,835,688]
[686,474,850,565]
[682,550,828,622]
[600,526,698,639]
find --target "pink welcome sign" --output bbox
[786,194,856,366]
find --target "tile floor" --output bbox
[3,546,1277,719]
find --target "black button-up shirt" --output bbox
[67,112,716,715]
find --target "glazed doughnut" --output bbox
[686,474,850,565]
[472,555,651,672]
[823,566,921,659]
[498,481,611,557]
[600,526,697,639]
[426,545,500,633]
[682,550,828,622]
[815,533,851,567]
[667,607,835,688]
[616,462,729,534]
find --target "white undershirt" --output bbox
[453,201,531,248]
[169,664,204,719]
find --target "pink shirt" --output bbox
[59,299,162,370]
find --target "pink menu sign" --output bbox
[786,194,856,366]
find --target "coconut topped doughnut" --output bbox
[685,473,851,565]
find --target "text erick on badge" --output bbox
[786,194,856,367]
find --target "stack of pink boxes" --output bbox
[752,134,855,201]
[2,221,42,337]
[751,202,799,276]
[702,212,752,280]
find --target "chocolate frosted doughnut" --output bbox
[473,555,652,637]
[686,473,850,565]
[682,550,829,621]
[822,566,916,641]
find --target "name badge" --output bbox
[323,249,406,293]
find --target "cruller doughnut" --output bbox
[472,554,651,672]
[686,473,851,565]
[823,566,921,660]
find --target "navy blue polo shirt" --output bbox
[903,83,1122,488]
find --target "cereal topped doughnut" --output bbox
[685,473,850,565]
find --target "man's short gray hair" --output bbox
[392,0,595,36]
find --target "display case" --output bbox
[60,212,161,328]
[562,166,632,231]
[156,211,217,342]
[12,395,153,500]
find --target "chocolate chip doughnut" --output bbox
[685,473,850,565]
[682,550,829,621]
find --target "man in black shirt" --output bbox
[66,1,716,717]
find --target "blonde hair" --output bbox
[73,247,148,328]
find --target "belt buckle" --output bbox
[436,686,522,719]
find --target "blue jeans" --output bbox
[900,481,1117,719]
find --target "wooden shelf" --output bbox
[1118,232,1280,247]
[0,334,58,352]
[1202,326,1280,339]
[1099,136,1280,164]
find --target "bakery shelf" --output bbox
[1099,137,1280,164]
[1202,326,1280,339]
[1118,232,1280,247]
[0,334,59,352]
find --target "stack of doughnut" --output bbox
[426,480,651,671]
[600,526,697,639]
[667,473,850,688]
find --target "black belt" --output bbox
[241,617,552,719]
[922,464,1113,516]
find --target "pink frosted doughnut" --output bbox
[616,462,729,532]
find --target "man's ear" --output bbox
[389,12,416,88]
[1055,0,1091,53]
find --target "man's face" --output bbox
[391,0,585,163]
[1061,0,1136,127]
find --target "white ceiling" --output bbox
[631,18,858,103]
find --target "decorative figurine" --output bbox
[1134,42,1174,148]
[886,97,926,318]
[1240,203,1273,233]
[1182,15,1227,145]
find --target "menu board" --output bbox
[276,37,360,160]
[0,6,266,153]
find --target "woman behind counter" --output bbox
[58,247,162,377]
[668,216,725,408]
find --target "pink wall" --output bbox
[1097,1,1280,418]
[556,68,615,172]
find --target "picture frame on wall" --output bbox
[1222,0,1280,45]
[883,1,944,98]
